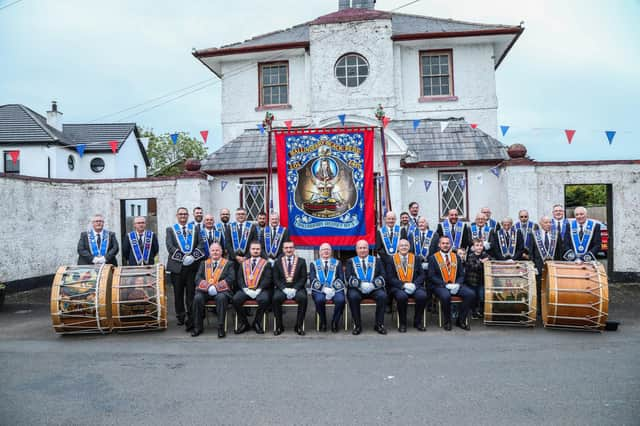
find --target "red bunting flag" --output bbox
[470,123,478,129]
[565,129,576,144]
[200,130,209,143]
[9,150,19,164]
[284,120,293,131]
[382,116,391,128]
[109,140,118,153]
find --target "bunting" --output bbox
[424,179,432,192]
[490,166,501,178]
[8,150,19,165]
[220,180,228,192]
[76,144,86,157]
[605,131,616,145]
[200,130,209,144]
[338,114,346,126]
[284,120,293,131]
[170,133,179,145]
[440,121,449,133]
[565,129,576,144]
[109,140,118,153]
[413,119,421,131]
[500,125,510,136]
[257,123,265,135]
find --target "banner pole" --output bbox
[375,105,392,213]
[263,112,274,222]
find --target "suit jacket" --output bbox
[530,228,563,275]
[562,221,601,262]
[385,254,425,291]
[427,252,465,288]
[165,225,206,274]
[553,218,570,241]
[309,259,345,288]
[489,229,525,261]
[272,256,308,291]
[436,221,472,252]
[196,224,226,259]
[122,231,159,266]
[261,226,290,260]
[236,258,272,291]
[77,230,119,266]
[224,222,258,259]
[408,230,440,261]
[195,258,235,291]
[345,256,386,290]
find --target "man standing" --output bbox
[437,209,471,254]
[219,208,231,233]
[515,209,536,259]
[490,217,525,261]
[77,214,119,266]
[375,211,401,266]
[552,204,570,240]
[310,243,346,333]
[470,212,493,252]
[192,207,204,228]
[255,211,267,246]
[226,208,257,271]
[428,236,475,331]
[408,201,421,228]
[408,217,439,306]
[386,239,427,332]
[198,214,225,259]
[263,211,289,264]
[271,241,308,336]
[122,216,159,266]
[562,206,601,262]
[232,241,272,334]
[481,207,500,231]
[166,207,206,329]
[531,216,563,314]
[192,243,235,338]
[399,212,412,239]
[346,240,388,335]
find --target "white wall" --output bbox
[115,132,147,178]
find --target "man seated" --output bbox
[272,241,308,336]
[346,240,388,335]
[386,239,427,332]
[231,241,272,334]
[490,217,525,261]
[192,243,235,338]
[428,236,475,331]
[562,206,601,263]
[310,243,346,333]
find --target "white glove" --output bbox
[207,285,217,297]
[325,287,336,300]
[92,257,99,264]
[483,241,491,251]
[182,255,195,266]
[284,288,295,299]
[450,284,460,295]
[93,256,106,264]
[322,287,332,296]
[360,282,374,294]
[268,259,275,265]
[243,288,251,296]
[421,262,429,270]
[403,283,416,294]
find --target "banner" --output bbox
[275,127,375,248]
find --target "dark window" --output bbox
[335,53,369,87]
[3,151,20,174]
[259,62,289,106]
[90,157,105,173]
[439,170,468,219]
[68,155,75,171]
[240,177,266,221]
[420,50,453,97]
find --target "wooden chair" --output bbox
[315,299,349,331]
[204,300,228,332]
[234,299,268,331]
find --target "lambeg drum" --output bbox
[542,261,608,331]
[484,261,537,326]
[50,264,113,334]
[111,264,167,331]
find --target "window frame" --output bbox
[334,52,369,88]
[3,151,20,174]
[438,169,469,221]
[419,49,455,100]
[258,61,290,107]
[90,157,105,173]
[239,176,267,222]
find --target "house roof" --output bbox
[0,104,69,145]
[201,120,507,174]
[63,123,137,152]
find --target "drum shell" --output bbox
[111,264,167,331]
[50,265,113,334]
[484,261,537,326]
[542,261,608,330]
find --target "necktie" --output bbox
[421,232,425,246]
[272,227,276,240]
[324,260,329,275]
[505,232,510,245]
[479,228,483,239]
[182,226,186,236]
[97,233,102,247]
[138,234,143,246]
[251,258,257,270]
[389,228,394,241]
[287,257,293,274]
[544,232,550,251]
[451,224,456,241]
[579,225,584,240]
[402,256,407,269]
[361,259,367,274]
[208,230,213,242]
[238,223,243,236]
[213,261,218,269]
[445,254,451,269]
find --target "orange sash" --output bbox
[205,258,229,292]
[434,252,457,283]
[393,253,415,282]
[243,258,267,289]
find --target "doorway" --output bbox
[119,198,158,264]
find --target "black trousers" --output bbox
[389,287,428,326]
[272,288,307,329]
[347,287,387,327]
[192,290,232,332]
[432,285,475,324]
[170,265,197,325]
[232,290,271,327]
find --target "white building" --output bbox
[0,102,149,180]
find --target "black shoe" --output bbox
[331,321,339,333]
[185,325,194,333]
[374,324,387,335]
[176,318,185,326]
[352,324,362,335]
[319,322,327,332]
[273,327,284,336]
[456,319,471,331]
[190,329,202,337]
[415,323,427,332]
[218,327,226,338]
[234,323,250,334]
[253,321,264,334]
[295,325,305,336]
[398,324,407,333]
[444,322,452,331]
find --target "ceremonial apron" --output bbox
[128,230,153,265]
[434,252,457,284]
[515,221,534,248]
[470,223,491,241]
[281,256,299,287]
[413,229,434,264]
[533,229,557,260]
[353,256,375,283]
[88,229,109,257]
[497,228,517,258]
[265,226,285,258]
[570,220,595,258]
[231,222,252,254]
[173,223,194,254]
[311,258,344,293]
[393,253,415,283]
[203,258,230,292]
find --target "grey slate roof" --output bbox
[63,123,137,152]
[0,104,69,145]
[201,119,507,173]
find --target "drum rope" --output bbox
[95,263,106,334]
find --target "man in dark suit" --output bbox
[310,243,346,333]
[515,210,536,260]
[197,214,225,259]
[271,241,308,336]
[77,214,119,266]
[192,243,235,338]
[225,208,258,275]
[386,239,427,332]
[122,216,159,266]
[375,211,401,267]
[346,239,388,335]
[552,204,570,240]
[562,206,601,262]
[232,241,272,334]
[428,235,475,331]
[262,211,289,264]
[531,216,563,317]
[437,209,471,254]
[166,207,206,330]
[490,217,525,261]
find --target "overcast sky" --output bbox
[1,0,638,161]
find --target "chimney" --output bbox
[46,101,63,131]
[339,0,376,10]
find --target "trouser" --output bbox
[232,290,271,327]
[389,287,428,326]
[347,287,387,327]
[272,288,307,329]
[313,291,346,325]
[432,285,476,324]
[469,284,484,313]
[192,290,231,332]
[171,265,197,326]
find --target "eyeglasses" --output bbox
[177,213,188,216]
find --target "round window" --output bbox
[90,157,105,173]
[335,53,369,87]
[67,155,75,171]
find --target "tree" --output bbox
[565,184,607,208]
[142,129,208,176]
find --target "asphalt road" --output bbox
[1,285,639,426]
